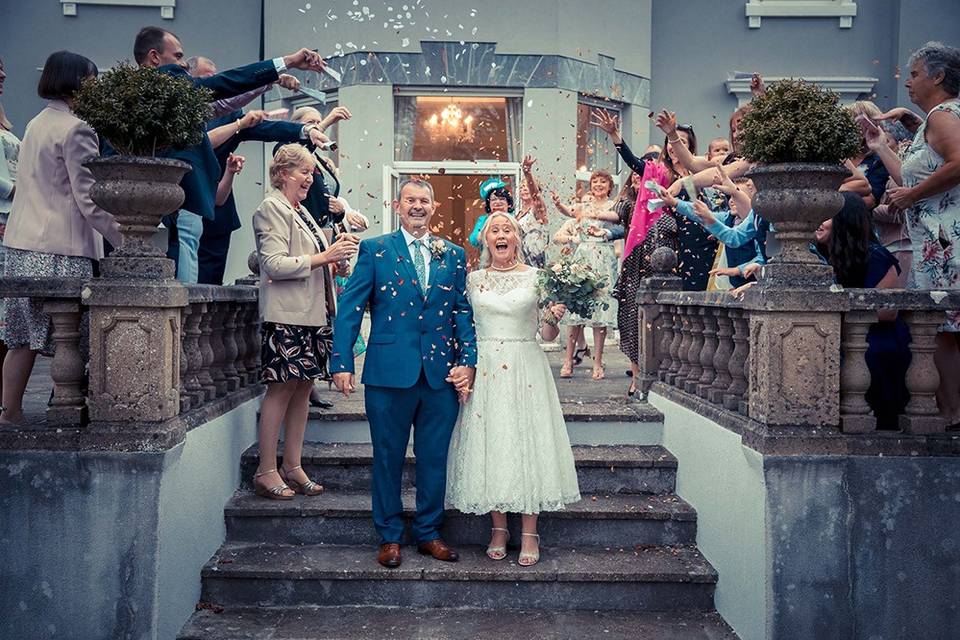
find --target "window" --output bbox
[575,98,621,197]
[394,95,522,162]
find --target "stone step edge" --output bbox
[178,607,738,640]
[223,490,697,521]
[201,543,718,584]
[306,403,666,424]
[241,443,678,469]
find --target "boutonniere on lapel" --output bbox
[429,238,448,261]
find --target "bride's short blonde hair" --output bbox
[480,213,523,267]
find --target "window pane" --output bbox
[576,102,619,174]
[395,96,520,161]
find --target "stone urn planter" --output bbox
[746,162,850,287]
[85,155,190,279]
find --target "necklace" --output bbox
[489,261,520,272]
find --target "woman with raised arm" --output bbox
[515,155,550,268]
[551,170,620,380]
[886,41,960,424]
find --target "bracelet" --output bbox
[667,136,681,144]
[234,121,241,136]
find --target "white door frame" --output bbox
[381,160,521,234]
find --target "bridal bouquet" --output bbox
[538,254,610,323]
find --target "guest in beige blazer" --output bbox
[251,143,359,499]
[0,51,122,426]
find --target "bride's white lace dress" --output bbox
[446,268,581,514]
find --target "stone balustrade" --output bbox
[0,275,260,445]
[637,280,960,437]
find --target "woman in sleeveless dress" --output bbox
[446,213,581,566]
[883,41,960,424]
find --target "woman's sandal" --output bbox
[572,346,591,366]
[486,527,511,561]
[559,362,574,378]
[518,532,540,567]
[592,364,605,380]
[280,465,325,496]
[253,469,295,500]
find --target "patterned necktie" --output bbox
[412,239,427,295]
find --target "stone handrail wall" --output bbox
[180,285,259,415]
[0,276,260,440]
[641,284,960,436]
[0,278,88,425]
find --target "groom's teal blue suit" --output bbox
[331,231,477,543]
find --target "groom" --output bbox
[331,178,477,568]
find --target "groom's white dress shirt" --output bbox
[400,226,432,284]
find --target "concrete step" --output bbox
[179,606,740,640]
[200,543,718,612]
[223,489,697,547]
[302,400,665,445]
[241,443,678,494]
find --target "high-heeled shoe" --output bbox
[280,465,324,496]
[627,381,638,397]
[486,527,510,561]
[572,346,591,366]
[253,469,295,500]
[518,532,540,566]
[559,362,573,378]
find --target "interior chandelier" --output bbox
[425,103,475,143]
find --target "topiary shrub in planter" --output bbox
[72,62,212,275]
[740,80,861,285]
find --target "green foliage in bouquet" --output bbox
[538,253,610,322]
[738,79,861,164]
[73,61,212,156]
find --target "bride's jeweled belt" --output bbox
[477,336,537,343]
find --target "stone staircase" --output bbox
[178,432,738,639]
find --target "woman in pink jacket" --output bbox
[0,51,121,425]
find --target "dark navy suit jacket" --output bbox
[331,232,477,390]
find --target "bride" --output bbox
[446,213,581,566]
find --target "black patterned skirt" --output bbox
[259,322,333,384]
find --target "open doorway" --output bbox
[383,162,521,268]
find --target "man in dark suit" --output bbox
[133,25,328,283]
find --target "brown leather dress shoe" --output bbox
[378,543,401,568]
[417,539,459,562]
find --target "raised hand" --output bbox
[711,166,737,195]
[226,153,245,175]
[750,73,765,96]
[876,106,923,129]
[654,109,678,137]
[521,154,537,173]
[283,48,326,72]
[692,200,717,226]
[308,127,331,147]
[239,109,267,129]
[323,106,352,127]
[276,73,301,91]
[589,109,622,144]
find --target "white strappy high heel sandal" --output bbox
[486,527,510,561]
[518,532,540,566]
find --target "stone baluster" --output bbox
[665,306,683,385]
[739,313,752,416]
[725,309,750,412]
[197,303,217,400]
[709,308,734,405]
[244,302,261,384]
[221,301,241,392]
[179,304,193,414]
[657,305,675,382]
[684,307,705,394]
[43,300,88,425]
[899,310,947,434]
[182,301,206,407]
[697,308,718,398]
[232,302,248,389]
[674,306,693,387]
[839,311,876,433]
[208,301,229,397]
